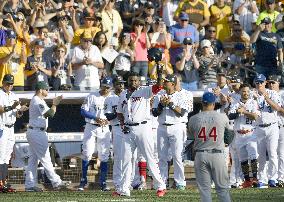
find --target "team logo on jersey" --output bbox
[39,104,44,109]
[131,97,142,102]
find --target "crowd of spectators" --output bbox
[0,0,284,91]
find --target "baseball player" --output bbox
[152,74,191,190]
[253,74,281,187]
[25,81,69,192]
[78,77,113,191]
[104,76,125,192]
[227,83,260,188]
[115,71,166,197]
[266,75,284,187]
[0,74,28,193]
[188,92,231,202]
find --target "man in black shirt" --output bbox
[250,17,283,77]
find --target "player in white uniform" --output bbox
[104,76,125,192]
[227,83,260,188]
[253,74,281,187]
[266,75,284,187]
[115,71,166,197]
[25,81,69,192]
[0,74,28,192]
[78,77,112,191]
[153,74,192,190]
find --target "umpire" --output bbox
[188,92,231,202]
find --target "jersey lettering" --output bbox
[245,118,253,125]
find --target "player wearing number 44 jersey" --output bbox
[188,92,231,202]
[227,83,260,188]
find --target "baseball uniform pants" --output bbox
[25,129,62,188]
[256,124,279,182]
[157,123,186,186]
[120,122,166,195]
[194,152,231,202]
[0,126,15,164]
[278,126,284,181]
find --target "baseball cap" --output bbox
[164,74,177,83]
[217,68,226,76]
[261,17,272,24]
[267,74,281,82]
[83,10,95,20]
[254,74,266,82]
[35,81,49,90]
[179,12,189,21]
[266,0,275,4]
[6,30,16,39]
[200,39,211,49]
[230,75,242,83]
[101,77,113,87]
[145,1,154,8]
[34,40,45,47]
[113,76,126,84]
[2,74,14,84]
[202,92,216,104]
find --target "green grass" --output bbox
[1,188,284,202]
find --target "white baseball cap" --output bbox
[200,39,212,49]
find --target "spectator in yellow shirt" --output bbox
[72,10,101,46]
[0,30,26,91]
[209,0,232,41]
[256,0,279,32]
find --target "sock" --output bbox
[81,160,89,182]
[138,161,147,183]
[100,161,108,186]
[0,164,4,181]
[251,159,258,179]
[241,160,250,181]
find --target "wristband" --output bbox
[4,106,13,112]
[168,102,176,110]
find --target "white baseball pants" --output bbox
[278,126,284,181]
[0,126,15,164]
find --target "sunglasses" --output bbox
[208,30,216,33]
[268,81,277,84]
[255,81,264,85]
[181,19,188,22]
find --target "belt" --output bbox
[127,121,147,126]
[237,129,253,135]
[4,124,14,128]
[258,122,276,128]
[162,123,174,126]
[28,126,46,131]
[195,149,222,153]
[88,123,102,127]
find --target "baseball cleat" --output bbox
[268,180,277,187]
[176,185,186,190]
[242,180,253,188]
[25,186,43,192]
[112,191,121,197]
[138,182,147,190]
[77,179,87,191]
[256,181,266,188]
[101,183,111,191]
[156,189,166,197]
[252,178,258,188]
[277,180,284,187]
[1,185,16,193]
[54,181,71,191]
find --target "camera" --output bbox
[147,48,163,63]
[183,37,193,45]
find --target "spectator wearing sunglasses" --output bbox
[251,17,283,77]
[72,9,100,46]
[71,32,104,91]
[203,25,223,55]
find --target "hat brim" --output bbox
[180,17,189,20]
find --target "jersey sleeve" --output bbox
[37,100,50,115]
[81,95,91,111]
[224,114,230,130]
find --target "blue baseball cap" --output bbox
[254,74,266,82]
[101,77,113,87]
[202,92,216,104]
[179,12,189,21]
[6,30,16,39]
